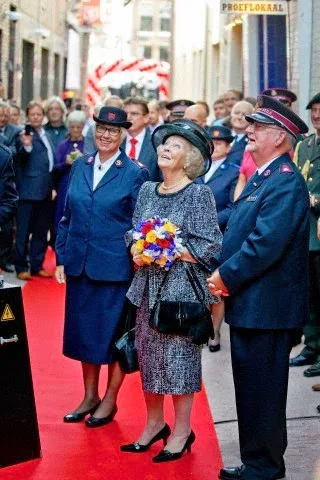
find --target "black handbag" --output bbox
[149,263,214,345]
[114,300,139,374]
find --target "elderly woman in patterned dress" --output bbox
[120,120,223,462]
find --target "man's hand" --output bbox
[20,130,33,148]
[55,265,66,284]
[130,244,144,267]
[207,269,230,297]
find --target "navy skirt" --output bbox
[63,274,130,365]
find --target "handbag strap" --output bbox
[153,262,208,306]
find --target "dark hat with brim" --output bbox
[306,92,320,109]
[262,88,297,105]
[207,125,234,143]
[152,119,213,176]
[93,106,132,129]
[166,99,195,112]
[245,95,308,138]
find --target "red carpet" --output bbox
[1,250,223,479]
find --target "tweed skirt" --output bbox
[135,295,202,394]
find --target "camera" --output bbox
[24,124,32,135]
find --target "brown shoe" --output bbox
[32,269,53,278]
[312,384,320,391]
[17,272,32,280]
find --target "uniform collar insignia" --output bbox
[87,156,94,164]
[263,169,271,177]
[115,159,123,167]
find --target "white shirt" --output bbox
[24,128,54,172]
[204,158,226,183]
[125,128,146,160]
[93,149,120,190]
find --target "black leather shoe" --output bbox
[289,352,317,367]
[0,263,14,273]
[152,430,195,463]
[63,400,101,423]
[317,404,320,413]
[304,360,320,377]
[120,423,171,452]
[219,465,285,479]
[85,405,118,428]
[219,465,245,479]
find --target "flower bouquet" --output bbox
[133,216,184,269]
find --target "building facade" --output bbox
[0,0,71,107]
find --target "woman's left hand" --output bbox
[179,247,197,263]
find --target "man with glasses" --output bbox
[207,95,309,480]
[123,97,160,181]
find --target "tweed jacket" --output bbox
[126,181,223,309]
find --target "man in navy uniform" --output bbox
[207,95,310,480]
[197,125,239,233]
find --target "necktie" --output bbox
[129,138,138,159]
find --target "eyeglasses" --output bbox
[96,125,121,136]
[250,122,282,132]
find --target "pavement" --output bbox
[2,269,320,479]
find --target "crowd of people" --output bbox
[0,83,320,479]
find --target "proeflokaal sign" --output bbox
[220,1,288,15]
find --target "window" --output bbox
[159,46,169,62]
[140,16,152,31]
[143,46,152,59]
[160,17,170,32]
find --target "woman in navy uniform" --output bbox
[55,106,149,426]
[208,96,310,480]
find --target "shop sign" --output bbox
[220,1,288,15]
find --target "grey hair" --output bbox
[184,144,205,180]
[156,141,204,180]
[44,96,67,116]
[66,110,86,126]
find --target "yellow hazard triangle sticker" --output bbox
[1,304,15,321]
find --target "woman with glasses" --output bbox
[55,106,149,427]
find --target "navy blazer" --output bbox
[122,128,161,182]
[1,123,20,156]
[0,144,18,226]
[55,149,149,281]
[15,129,56,201]
[219,154,310,329]
[197,160,239,232]
[226,134,248,166]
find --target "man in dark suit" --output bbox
[208,95,310,480]
[0,102,20,272]
[290,92,320,378]
[226,101,254,166]
[14,101,56,280]
[122,97,161,181]
[197,125,239,233]
[0,144,18,238]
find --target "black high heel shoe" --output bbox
[63,400,101,423]
[85,405,118,428]
[120,423,171,453]
[152,430,196,463]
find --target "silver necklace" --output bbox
[161,176,187,190]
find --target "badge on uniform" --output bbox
[115,159,123,168]
[263,169,271,177]
[247,195,258,202]
[87,156,94,164]
[280,164,293,174]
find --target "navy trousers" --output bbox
[14,199,52,273]
[230,327,294,480]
